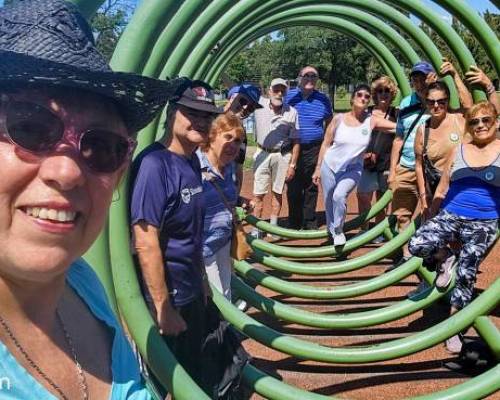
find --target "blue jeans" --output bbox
[321,162,362,235]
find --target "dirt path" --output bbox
[239,170,500,400]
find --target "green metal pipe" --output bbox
[240,190,392,239]
[196,4,420,82]
[232,273,455,330]
[193,0,458,106]
[386,0,485,102]
[233,256,421,300]
[253,220,417,275]
[204,15,410,97]
[473,316,500,360]
[434,0,500,79]
[212,278,500,364]
[107,176,210,399]
[249,217,390,258]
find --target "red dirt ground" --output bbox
[239,169,500,400]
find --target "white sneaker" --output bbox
[445,334,463,354]
[333,232,346,246]
[435,254,456,289]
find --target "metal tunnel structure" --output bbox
[68,0,499,398]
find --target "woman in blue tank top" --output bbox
[409,101,499,354]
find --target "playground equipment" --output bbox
[65,0,499,398]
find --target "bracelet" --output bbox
[419,192,426,198]
[486,83,496,95]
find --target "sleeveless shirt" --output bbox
[442,144,500,219]
[324,114,373,173]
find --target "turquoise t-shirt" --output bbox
[396,92,430,170]
[0,259,151,400]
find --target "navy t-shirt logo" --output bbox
[181,188,191,204]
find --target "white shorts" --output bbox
[253,149,291,195]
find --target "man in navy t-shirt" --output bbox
[130,80,223,384]
[285,66,333,229]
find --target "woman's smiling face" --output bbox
[0,87,128,283]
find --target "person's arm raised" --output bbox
[465,66,499,114]
[440,59,473,110]
[371,115,397,133]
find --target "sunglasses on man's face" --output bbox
[300,73,318,79]
[469,116,494,127]
[355,92,371,100]
[376,87,391,95]
[425,98,448,107]
[0,100,135,174]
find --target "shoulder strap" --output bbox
[398,107,426,164]
[423,119,431,155]
[203,171,233,212]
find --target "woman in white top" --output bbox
[313,84,396,245]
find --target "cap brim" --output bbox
[0,50,187,133]
[176,98,224,114]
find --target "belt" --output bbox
[258,144,281,153]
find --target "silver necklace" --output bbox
[0,310,89,400]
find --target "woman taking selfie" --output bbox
[409,101,499,353]
[0,0,182,398]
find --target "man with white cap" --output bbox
[252,78,300,237]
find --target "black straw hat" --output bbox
[0,0,187,133]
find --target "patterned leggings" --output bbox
[409,209,498,309]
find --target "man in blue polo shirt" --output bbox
[286,65,333,229]
[130,80,223,385]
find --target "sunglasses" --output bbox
[300,73,318,79]
[376,87,391,95]
[469,116,494,127]
[425,98,448,107]
[355,92,371,100]
[1,100,136,174]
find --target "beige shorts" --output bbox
[392,165,419,219]
[253,149,291,195]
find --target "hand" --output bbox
[420,195,430,220]
[439,59,457,77]
[285,166,295,182]
[465,65,492,88]
[239,196,254,212]
[312,168,321,186]
[157,301,187,336]
[425,72,438,86]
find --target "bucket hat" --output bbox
[0,0,187,132]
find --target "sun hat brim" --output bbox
[0,50,188,133]
[176,98,224,114]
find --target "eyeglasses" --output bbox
[376,88,391,95]
[469,116,494,127]
[300,73,318,79]
[425,98,448,107]
[1,100,136,173]
[355,92,371,100]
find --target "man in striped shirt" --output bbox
[285,66,333,229]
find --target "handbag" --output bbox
[422,122,442,195]
[206,172,252,261]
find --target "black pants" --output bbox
[287,142,321,229]
[164,295,206,384]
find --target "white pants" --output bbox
[204,241,232,300]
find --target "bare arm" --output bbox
[388,135,403,190]
[312,114,339,185]
[371,115,397,133]
[440,59,473,110]
[133,222,187,336]
[465,66,500,114]
[286,140,300,182]
[429,147,456,217]
[414,126,428,214]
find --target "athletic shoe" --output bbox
[333,232,346,246]
[445,334,463,354]
[435,254,456,289]
[235,299,249,312]
[407,281,429,298]
[386,256,411,272]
